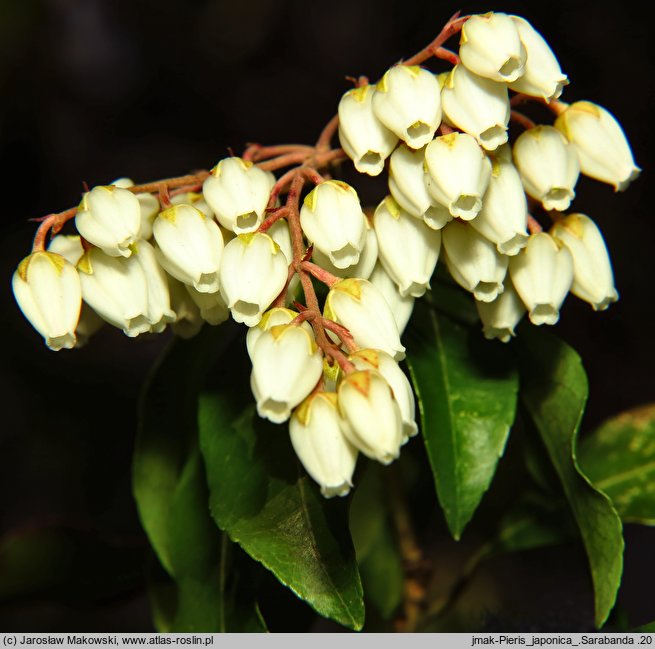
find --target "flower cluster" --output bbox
[12,11,639,497]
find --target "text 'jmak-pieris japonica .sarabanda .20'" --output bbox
[12,10,638,498]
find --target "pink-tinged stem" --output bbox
[510,110,537,131]
[527,214,543,234]
[300,261,340,287]
[402,12,470,66]
[433,46,460,65]
[320,317,358,353]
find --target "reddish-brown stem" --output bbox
[527,214,543,234]
[510,110,537,131]
[267,166,326,209]
[402,12,470,66]
[258,206,290,233]
[300,261,340,288]
[243,143,315,162]
[438,123,456,136]
[510,93,569,117]
[320,318,358,353]
[433,46,460,66]
[316,115,340,151]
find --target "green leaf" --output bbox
[349,464,403,620]
[579,404,655,525]
[133,324,236,575]
[633,621,655,633]
[198,342,364,631]
[405,301,519,539]
[517,326,624,628]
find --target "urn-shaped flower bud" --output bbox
[513,126,580,212]
[250,323,324,424]
[475,278,526,342]
[219,232,288,327]
[373,196,441,298]
[369,263,415,335]
[338,85,398,176]
[185,286,229,326]
[441,65,511,151]
[350,349,417,442]
[111,178,160,240]
[424,132,492,220]
[167,277,203,339]
[469,158,529,255]
[313,217,378,280]
[77,246,152,337]
[202,157,275,233]
[153,203,224,293]
[372,65,442,149]
[508,16,568,102]
[300,180,367,269]
[246,307,313,359]
[132,240,176,333]
[12,251,82,350]
[75,185,141,258]
[290,392,358,498]
[459,12,526,83]
[555,101,641,192]
[509,232,573,325]
[338,370,403,465]
[324,278,406,360]
[442,221,509,302]
[550,214,618,311]
[388,144,452,230]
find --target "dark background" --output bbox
[0,0,653,632]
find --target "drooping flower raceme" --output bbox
[475,278,526,342]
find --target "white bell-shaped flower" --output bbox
[424,132,492,220]
[338,370,403,465]
[153,203,224,293]
[77,247,149,337]
[442,221,509,302]
[550,213,618,311]
[47,235,104,346]
[246,307,313,359]
[441,64,511,151]
[219,232,288,327]
[290,392,358,498]
[555,101,641,192]
[508,16,569,102]
[131,240,176,333]
[338,84,398,176]
[111,178,160,240]
[12,251,82,351]
[171,190,216,220]
[373,196,441,298]
[469,158,529,255]
[250,323,324,424]
[202,157,275,234]
[372,65,441,149]
[513,126,580,212]
[369,263,415,335]
[185,286,229,326]
[388,144,452,230]
[509,232,573,326]
[75,185,141,258]
[167,277,203,339]
[312,217,378,280]
[324,278,405,360]
[459,12,526,83]
[475,278,526,342]
[300,180,367,269]
[349,349,417,442]
[267,219,293,264]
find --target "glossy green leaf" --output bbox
[133,324,236,575]
[405,301,519,539]
[518,326,624,628]
[579,404,655,525]
[198,345,364,631]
